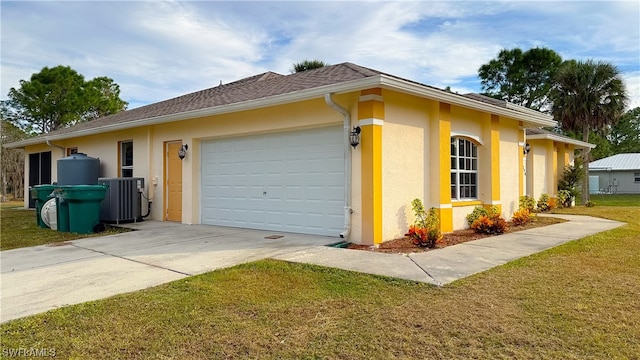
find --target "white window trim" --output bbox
[451,137,479,200]
[120,140,133,177]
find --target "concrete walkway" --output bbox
[1,214,624,323]
[275,214,625,285]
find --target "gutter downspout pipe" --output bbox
[46,139,65,155]
[324,93,352,239]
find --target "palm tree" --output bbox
[291,60,328,73]
[551,60,628,204]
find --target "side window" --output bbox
[66,147,78,156]
[450,137,478,200]
[634,173,640,183]
[119,141,133,177]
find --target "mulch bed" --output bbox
[347,215,566,254]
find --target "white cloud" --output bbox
[1,0,638,112]
[622,72,640,110]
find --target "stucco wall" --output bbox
[527,139,550,200]
[150,95,354,225]
[21,90,558,244]
[499,121,521,217]
[452,206,474,230]
[23,96,356,225]
[380,90,432,241]
[23,128,149,203]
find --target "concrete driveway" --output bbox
[0,221,337,323]
[1,214,624,323]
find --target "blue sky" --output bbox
[2,1,639,110]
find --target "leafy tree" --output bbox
[478,47,563,110]
[562,107,640,159]
[0,119,27,200]
[291,60,328,73]
[551,60,628,204]
[609,107,640,154]
[557,158,582,203]
[2,65,127,134]
[563,130,614,160]
[83,76,128,122]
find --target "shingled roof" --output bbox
[5,62,558,148]
[39,62,383,138]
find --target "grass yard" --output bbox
[0,201,130,250]
[1,206,639,358]
[578,193,640,206]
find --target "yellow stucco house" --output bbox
[6,63,592,245]
[524,128,595,205]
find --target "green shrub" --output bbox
[557,161,581,201]
[556,189,573,208]
[466,206,499,227]
[406,199,442,248]
[537,193,552,212]
[585,201,596,207]
[519,196,536,212]
[511,208,533,226]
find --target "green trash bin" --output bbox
[30,184,57,228]
[60,185,108,234]
[52,189,70,232]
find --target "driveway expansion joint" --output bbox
[407,254,441,286]
[70,243,193,277]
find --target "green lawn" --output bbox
[1,206,639,358]
[0,201,130,250]
[577,193,640,206]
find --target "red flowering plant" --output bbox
[470,213,508,235]
[406,225,428,246]
[405,199,442,248]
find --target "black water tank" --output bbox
[57,153,100,185]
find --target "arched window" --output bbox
[451,137,478,200]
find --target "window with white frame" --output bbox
[120,141,133,177]
[635,173,640,183]
[450,137,478,200]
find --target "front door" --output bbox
[165,141,183,222]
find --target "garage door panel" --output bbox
[201,126,344,236]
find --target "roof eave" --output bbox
[377,75,556,128]
[4,74,557,148]
[3,77,381,149]
[526,134,596,149]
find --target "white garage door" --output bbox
[201,126,344,236]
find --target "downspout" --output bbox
[45,139,66,155]
[324,93,353,239]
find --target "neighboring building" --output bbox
[525,128,594,204]
[5,63,586,245]
[589,153,640,194]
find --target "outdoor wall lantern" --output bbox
[523,142,531,155]
[178,144,189,160]
[350,126,361,148]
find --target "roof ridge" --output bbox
[340,62,383,76]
